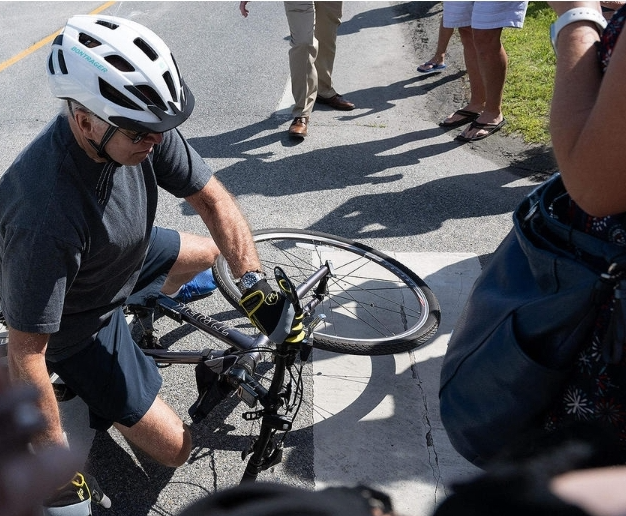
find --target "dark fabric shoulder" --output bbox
[149,129,213,198]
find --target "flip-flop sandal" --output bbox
[417,61,446,74]
[439,109,481,128]
[455,119,506,142]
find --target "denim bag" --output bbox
[439,174,626,466]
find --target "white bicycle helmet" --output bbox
[47,14,194,133]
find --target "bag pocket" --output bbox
[440,314,569,466]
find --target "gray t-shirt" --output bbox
[0,115,213,359]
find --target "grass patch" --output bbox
[501,2,556,144]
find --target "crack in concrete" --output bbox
[411,352,446,504]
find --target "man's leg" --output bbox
[458,27,506,140]
[284,1,317,118]
[114,396,191,468]
[313,1,342,98]
[441,25,486,125]
[160,232,220,297]
[48,308,190,468]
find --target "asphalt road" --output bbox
[0,2,541,515]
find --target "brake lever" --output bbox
[273,266,302,315]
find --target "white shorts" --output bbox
[443,1,528,29]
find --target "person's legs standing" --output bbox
[418,17,454,72]
[313,1,341,98]
[284,1,317,120]
[440,2,484,125]
[458,25,486,113]
[471,28,506,118]
[458,1,527,140]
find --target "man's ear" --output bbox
[73,110,98,139]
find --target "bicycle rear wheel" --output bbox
[213,229,440,355]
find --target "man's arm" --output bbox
[7,328,66,449]
[185,176,261,279]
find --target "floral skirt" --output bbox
[544,207,626,446]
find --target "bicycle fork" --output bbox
[240,343,295,482]
[240,314,326,483]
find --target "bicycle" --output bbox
[0,228,440,482]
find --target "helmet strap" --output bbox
[87,125,120,166]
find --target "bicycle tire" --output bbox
[213,229,440,355]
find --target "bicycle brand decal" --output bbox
[181,306,229,336]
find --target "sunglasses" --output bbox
[117,127,160,144]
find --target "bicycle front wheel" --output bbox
[213,229,440,355]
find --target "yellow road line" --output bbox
[0,1,116,73]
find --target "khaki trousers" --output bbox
[284,1,342,117]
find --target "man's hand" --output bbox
[239,1,250,17]
[43,472,111,515]
[239,278,305,344]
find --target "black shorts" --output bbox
[49,227,180,431]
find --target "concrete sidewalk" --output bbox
[313,252,482,516]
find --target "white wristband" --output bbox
[550,7,607,55]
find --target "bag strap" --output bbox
[516,174,626,267]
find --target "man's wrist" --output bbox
[236,271,266,293]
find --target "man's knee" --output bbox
[167,424,192,468]
[114,398,193,468]
[471,28,503,52]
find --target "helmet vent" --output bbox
[78,32,102,48]
[95,20,119,30]
[126,85,167,111]
[57,50,68,74]
[133,38,158,61]
[171,54,182,80]
[105,55,135,73]
[162,71,178,103]
[99,78,141,110]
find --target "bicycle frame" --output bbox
[143,261,330,363]
[139,261,333,482]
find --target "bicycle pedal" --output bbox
[138,333,162,350]
[264,414,292,431]
[242,409,264,421]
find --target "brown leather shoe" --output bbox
[315,94,355,111]
[289,116,308,137]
